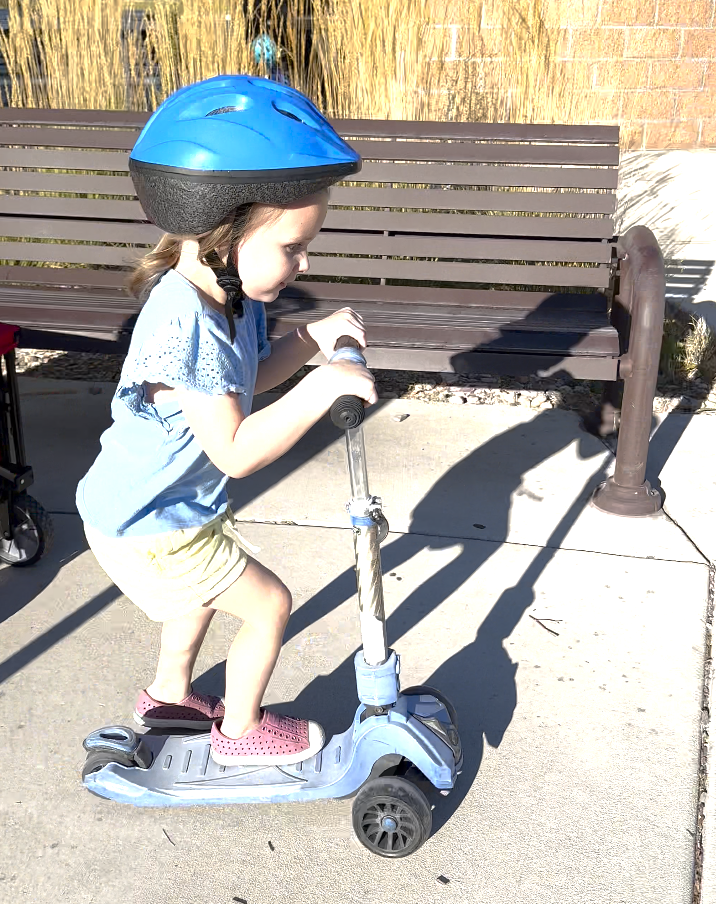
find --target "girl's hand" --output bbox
[304,307,366,361]
[318,359,378,407]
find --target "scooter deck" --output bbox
[84,694,461,807]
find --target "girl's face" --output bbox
[235,193,329,303]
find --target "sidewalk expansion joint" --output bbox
[694,563,715,904]
[662,507,712,567]
[235,519,708,566]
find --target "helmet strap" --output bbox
[205,247,244,344]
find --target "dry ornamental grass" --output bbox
[0,0,594,122]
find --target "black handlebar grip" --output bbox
[329,335,366,429]
[330,395,365,429]
[334,335,361,351]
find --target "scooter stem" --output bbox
[329,337,389,668]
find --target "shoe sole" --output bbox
[210,721,326,766]
[133,711,217,730]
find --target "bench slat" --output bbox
[0,242,138,266]
[0,172,136,194]
[274,299,614,334]
[0,281,610,313]
[0,288,618,355]
[0,241,611,281]
[353,348,617,379]
[330,186,616,214]
[0,149,619,190]
[282,282,609,312]
[349,139,620,166]
[311,233,613,263]
[306,257,611,288]
[0,128,621,164]
[334,120,620,144]
[0,268,609,315]
[0,109,619,145]
[276,321,619,356]
[0,265,128,289]
[0,195,146,221]
[0,217,159,243]
[0,189,616,222]
[0,126,138,150]
[0,108,150,128]
[324,209,615,239]
[0,147,130,171]
[355,162,618,189]
[0,211,615,244]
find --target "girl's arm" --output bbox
[254,307,367,394]
[177,360,377,480]
[253,327,318,394]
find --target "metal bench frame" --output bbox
[0,109,665,516]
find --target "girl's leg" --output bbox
[208,557,292,738]
[146,606,216,703]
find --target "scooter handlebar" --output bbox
[329,336,367,430]
[334,335,361,352]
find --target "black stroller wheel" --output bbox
[0,493,53,567]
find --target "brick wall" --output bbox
[556,0,715,148]
[443,0,715,148]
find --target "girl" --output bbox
[76,76,377,766]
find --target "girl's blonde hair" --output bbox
[126,202,284,301]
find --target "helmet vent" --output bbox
[206,105,243,117]
[276,108,302,123]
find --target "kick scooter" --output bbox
[81,337,461,858]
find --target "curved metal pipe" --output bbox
[592,226,665,516]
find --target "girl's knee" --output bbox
[209,560,292,629]
[269,580,293,627]
[249,574,292,633]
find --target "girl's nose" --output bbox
[297,251,310,274]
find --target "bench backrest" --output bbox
[0,108,619,338]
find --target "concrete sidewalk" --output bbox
[0,378,713,904]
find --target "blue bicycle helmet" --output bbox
[129,75,361,339]
[129,74,361,235]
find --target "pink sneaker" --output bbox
[210,709,325,766]
[133,689,225,730]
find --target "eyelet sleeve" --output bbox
[117,310,245,418]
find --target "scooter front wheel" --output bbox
[352,776,432,858]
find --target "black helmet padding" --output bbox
[130,160,356,234]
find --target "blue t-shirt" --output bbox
[76,269,271,537]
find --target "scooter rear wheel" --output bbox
[82,751,136,785]
[352,776,432,858]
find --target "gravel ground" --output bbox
[13,347,716,418]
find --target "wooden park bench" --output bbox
[0,108,665,517]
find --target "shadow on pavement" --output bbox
[1,283,701,836]
[194,407,611,839]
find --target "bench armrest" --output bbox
[592,226,666,516]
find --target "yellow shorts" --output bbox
[83,508,252,622]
